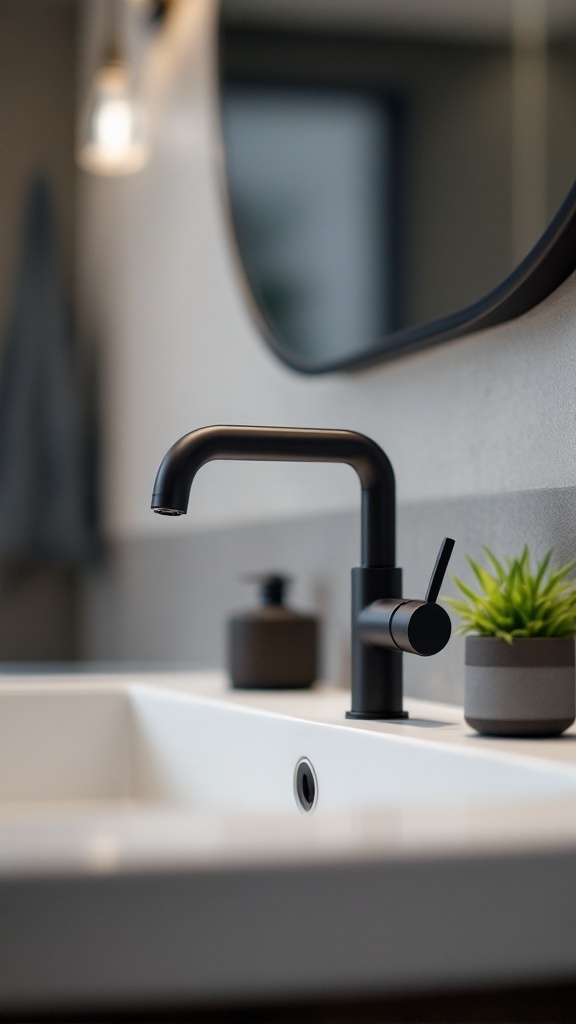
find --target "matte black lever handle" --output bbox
[358,537,455,657]
[425,537,455,603]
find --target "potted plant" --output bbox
[446,546,576,736]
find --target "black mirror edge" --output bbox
[231,177,576,377]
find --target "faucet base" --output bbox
[350,566,405,719]
[345,709,409,721]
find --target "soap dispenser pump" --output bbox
[228,574,318,690]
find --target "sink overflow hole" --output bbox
[294,758,318,813]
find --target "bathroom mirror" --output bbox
[219,0,576,372]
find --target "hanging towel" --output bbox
[0,175,95,567]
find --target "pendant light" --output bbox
[76,2,150,176]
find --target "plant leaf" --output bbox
[448,546,576,640]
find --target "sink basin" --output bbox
[3,681,576,812]
[4,674,576,1017]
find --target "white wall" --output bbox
[78,0,576,550]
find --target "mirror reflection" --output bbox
[220,0,576,366]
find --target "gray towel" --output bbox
[0,176,95,566]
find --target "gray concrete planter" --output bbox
[465,636,575,737]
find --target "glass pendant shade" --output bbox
[76,60,149,176]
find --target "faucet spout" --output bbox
[152,425,396,568]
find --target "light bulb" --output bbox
[77,61,149,176]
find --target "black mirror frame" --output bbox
[218,24,576,376]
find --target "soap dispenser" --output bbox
[228,574,318,690]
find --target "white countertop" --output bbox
[2,669,576,1014]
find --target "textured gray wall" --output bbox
[85,486,576,705]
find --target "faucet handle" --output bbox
[358,537,455,658]
[390,537,455,655]
[424,537,455,603]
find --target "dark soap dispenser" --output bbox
[228,574,318,690]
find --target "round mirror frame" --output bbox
[217,15,576,375]
[224,166,576,374]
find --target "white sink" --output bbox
[3,682,576,812]
[4,673,576,1016]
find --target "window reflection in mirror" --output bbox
[222,88,397,360]
[219,0,576,366]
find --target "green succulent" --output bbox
[444,545,576,644]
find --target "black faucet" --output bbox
[151,425,453,720]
